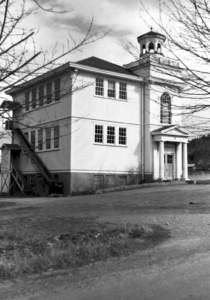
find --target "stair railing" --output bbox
[11,164,24,193]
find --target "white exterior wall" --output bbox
[71,72,142,174]
[13,72,72,174]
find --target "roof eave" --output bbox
[70,62,144,82]
[5,62,71,95]
[5,62,144,96]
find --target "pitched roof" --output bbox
[76,56,135,76]
[152,125,175,133]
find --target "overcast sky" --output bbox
[31,0,160,66]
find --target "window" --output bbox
[108,81,115,98]
[46,127,51,149]
[94,125,126,146]
[117,175,127,186]
[53,125,60,148]
[25,92,30,111]
[38,129,43,150]
[107,126,115,144]
[119,83,127,100]
[95,78,104,96]
[39,85,44,107]
[30,175,36,188]
[53,174,59,182]
[46,82,52,104]
[94,175,104,189]
[54,78,60,102]
[95,125,103,143]
[119,128,126,145]
[31,131,36,150]
[160,92,171,124]
[24,132,29,141]
[32,88,36,109]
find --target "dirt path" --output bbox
[5,236,210,300]
[1,184,210,299]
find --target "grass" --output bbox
[0,215,170,279]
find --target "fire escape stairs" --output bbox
[13,128,62,191]
[11,164,34,194]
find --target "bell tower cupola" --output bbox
[137,28,166,58]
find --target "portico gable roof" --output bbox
[151,125,190,137]
[151,125,190,143]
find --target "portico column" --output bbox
[176,143,182,180]
[153,142,158,180]
[183,142,188,180]
[159,141,164,181]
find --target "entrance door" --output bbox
[164,154,173,179]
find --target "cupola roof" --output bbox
[137,28,166,43]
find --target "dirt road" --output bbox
[2,184,210,299]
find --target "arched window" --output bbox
[160,92,171,124]
[149,42,155,53]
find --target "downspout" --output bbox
[69,70,73,196]
[141,82,145,182]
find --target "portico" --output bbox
[151,125,189,181]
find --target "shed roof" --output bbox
[1,144,21,150]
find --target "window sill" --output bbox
[93,143,127,148]
[160,122,172,126]
[25,100,61,113]
[37,148,60,153]
[94,95,127,102]
[23,148,60,154]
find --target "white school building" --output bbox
[0,29,189,196]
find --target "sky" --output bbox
[29,0,160,67]
[0,0,160,146]
[3,0,209,139]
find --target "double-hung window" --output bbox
[38,129,43,150]
[39,85,44,107]
[25,92,30,111]
[95,125,103,143]
[119,128,127,145]
[54,78,60,102]
[24,132,29,141]
[54,125,60,148]
[108,81,115,98]
[46,82,52,104]
[32,88,36,109]
[31,131,36,150]
[95,78,104,96]
[107,126,115,144]
[119,83,127,100]
[46,128,51,149]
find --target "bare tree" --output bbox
[125,0,210,135]
[0,0,106,142]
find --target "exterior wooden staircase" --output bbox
[13,128,63,194]
[11,164,34,194]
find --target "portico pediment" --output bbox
[151,125,190,143]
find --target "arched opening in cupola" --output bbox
[142,44,146,54]
[157,43,161,53]
[149,42,155,53]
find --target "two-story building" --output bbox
[0,30,189,196]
